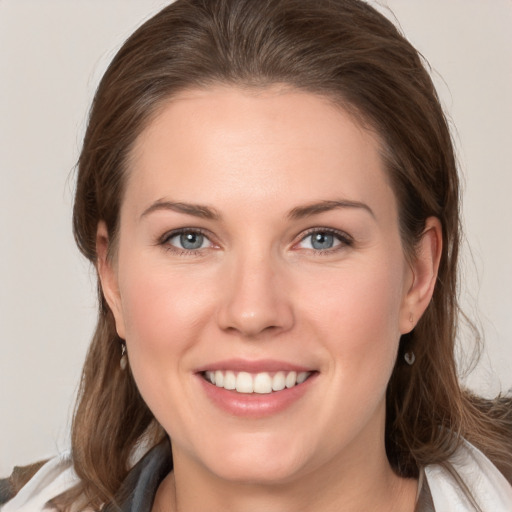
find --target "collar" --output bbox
[101,439,173,512]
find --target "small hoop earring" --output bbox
[120,342,128,371]
[404,351,415,366]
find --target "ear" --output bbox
[96,221,126,339]
[400,217,442,334]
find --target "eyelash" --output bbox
[158,228,214,256]
[157,227,353,256]
[295,228,353,255]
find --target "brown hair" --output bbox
[62,0,512,509]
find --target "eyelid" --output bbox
[158,227,217,254]
[156,226,353,255]
[293,227,353,251]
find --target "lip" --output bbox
[195,359,318,418]
[195,358,313,374]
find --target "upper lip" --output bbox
[195,358,314,374]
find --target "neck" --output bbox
[153,437,417,512]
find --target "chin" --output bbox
[196,432,313,485]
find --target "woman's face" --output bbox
[99,86,434,484]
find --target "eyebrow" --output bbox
[287,199,375,220]
[140,200,221,220]
[140,198,375,222]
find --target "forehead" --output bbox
[124,86,396,221]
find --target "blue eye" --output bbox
[165,230,210,251]
[297,230,350,251]
[310,232,336,250]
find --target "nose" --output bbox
[216,252,294,338]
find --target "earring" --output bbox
[404,351,415,365]
[409,313,414,325]
[120,342,128,371]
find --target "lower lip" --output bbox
[197,373,317,418]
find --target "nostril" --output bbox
[217,301,294,338]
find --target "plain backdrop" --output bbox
[1,0,511,476]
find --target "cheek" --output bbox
[116,257,217,387]
[301,255,406,371]
[116,261,219,431]
[119,259,213,344]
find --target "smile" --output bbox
[203,370,312,394]
[196,360,318,417]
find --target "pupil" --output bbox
[180,232,203,250]
[312,233,333,250]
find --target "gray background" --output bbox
[1,0,511,475]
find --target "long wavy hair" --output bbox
[55,0,512,509]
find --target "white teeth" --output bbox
[272,371,286,391]
[297,371,309,384]
[285,371,297,388]
[236,372,253,393]
[223,370,236,390]
[205,370,312,394]
[214,370,224,387]
[254,372,272,394]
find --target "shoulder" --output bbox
[0,452,81,511]
[0,460,48,504]
[424,439,512,511]
[1,439,172,512]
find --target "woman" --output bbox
[1,0,511,510]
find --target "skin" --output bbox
[97,86,442,512]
